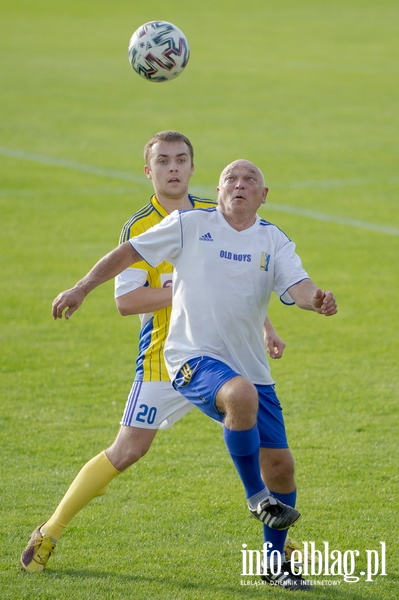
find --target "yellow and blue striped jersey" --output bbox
[119,194,217,381]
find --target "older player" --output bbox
[40,158,337,589]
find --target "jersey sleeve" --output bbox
[115,211,151,298]
[129,210,182,268]
[114,267,148,298]
[273,237,310,305]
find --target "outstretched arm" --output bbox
[288,279,337,316]
[264,317,286,359]
[52,241,141,320]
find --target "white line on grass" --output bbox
[1,146,398,237]
[0,186,139,197]
[0,146,145,184]
[263,203,399,236]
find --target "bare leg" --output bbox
[106,425,158,471]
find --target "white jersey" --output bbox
[130,207,309,385]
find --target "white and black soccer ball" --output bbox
[128,21,190,82]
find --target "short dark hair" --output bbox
[144,130,194,165]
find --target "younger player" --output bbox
[21,132,286,575]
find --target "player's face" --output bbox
[217,161,268,219]
[145,141,194,199]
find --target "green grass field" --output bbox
[1,1,398,598]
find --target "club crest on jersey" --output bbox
[260,252,271,271]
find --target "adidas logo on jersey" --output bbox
[199,232,213,241]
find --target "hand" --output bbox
[266,332,286,359]
[52,287,86,320]
[312,288,337,316]
[264,317,286,359]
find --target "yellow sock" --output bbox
[42,451,120,540]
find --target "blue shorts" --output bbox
[172,356,288,449]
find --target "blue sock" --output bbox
[263,489,297,558]
[223,425,266,498]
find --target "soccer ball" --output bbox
[128,21,190,82]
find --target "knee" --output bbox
[269,460,295,484]
[106,438,151,472]
[217,376,258,430]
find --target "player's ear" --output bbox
[144,165,152,179]
[261,187,269,204]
